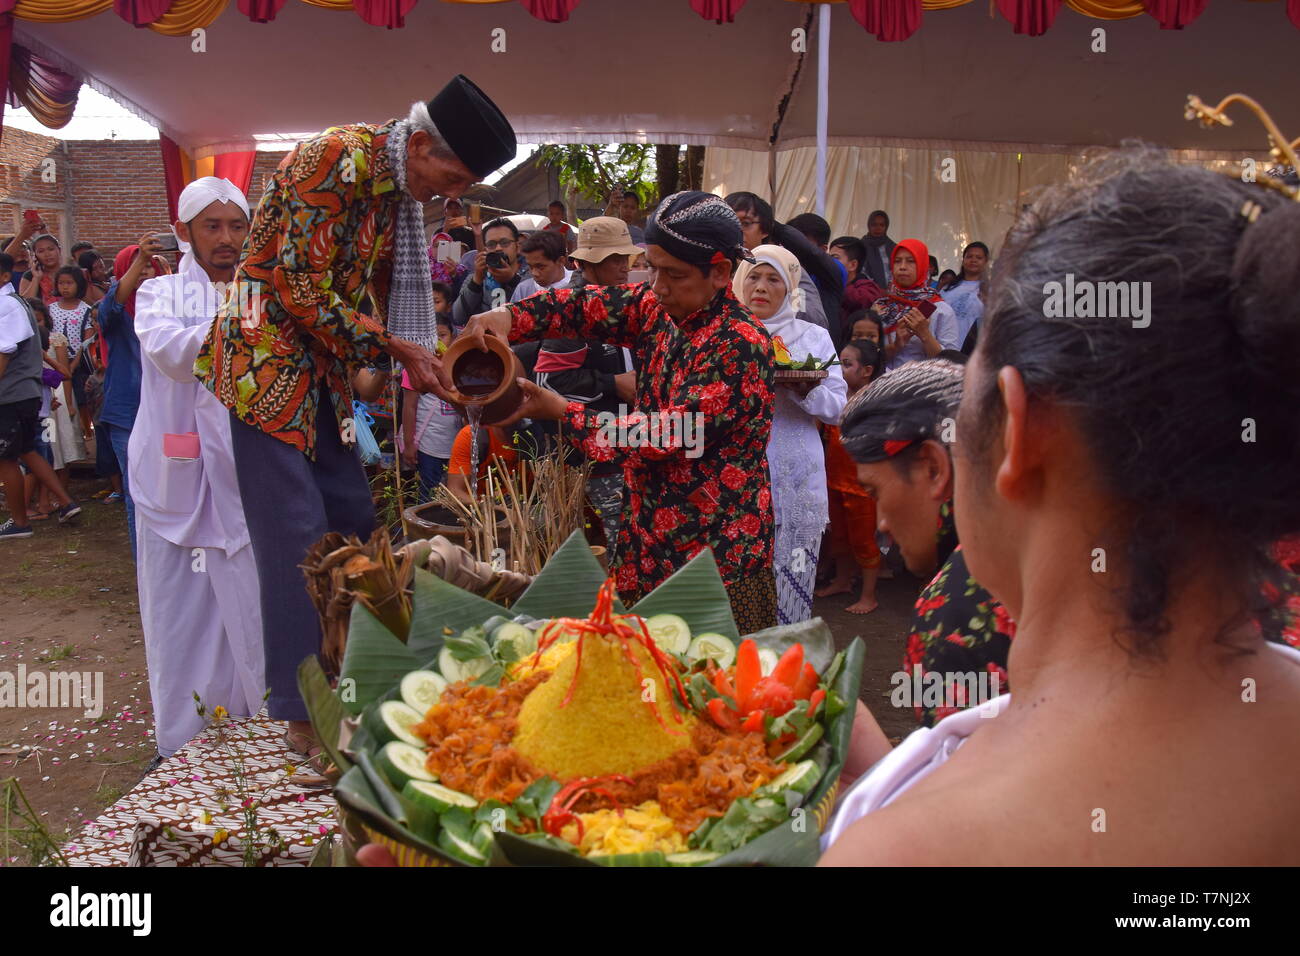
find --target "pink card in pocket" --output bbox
[163,432,201,460]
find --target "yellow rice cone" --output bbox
[513,633,693,779]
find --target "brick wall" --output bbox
[0,126,292,266]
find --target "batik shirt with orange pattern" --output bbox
[195,122,399,457]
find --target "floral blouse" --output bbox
[505,284,776,612]
[903,501,1015,727]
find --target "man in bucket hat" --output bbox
[566,216,644,289]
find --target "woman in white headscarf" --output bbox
[735,245,847,625]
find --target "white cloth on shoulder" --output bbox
[821,641,1300,854]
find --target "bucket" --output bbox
[442,335,524,426]
[403,501,512,548]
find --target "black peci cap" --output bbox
[427,74,516,179]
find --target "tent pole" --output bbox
[816,2,830,218]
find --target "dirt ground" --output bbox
[0,468,921,863]
[0,471,154,862]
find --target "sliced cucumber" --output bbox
[644,613,691,654]
[470,821,496,855]
[402,779,478,815]
[439,645,494,684]
[776,722,824,762]
[591,851,667,867]
[666,850,720,866]
[438,826,487,865]
[366,700,425,747]
[375,740,436,790]
[400,669,448,714]
[687,633,736,669]
[757,648,779,676]
[492,622,537,662]
[758,758,822,797]
[481,614,511,635]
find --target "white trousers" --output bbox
[136,518,266,756]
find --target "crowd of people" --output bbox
[1,72,1296,866]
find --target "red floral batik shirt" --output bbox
[505,284,775,608]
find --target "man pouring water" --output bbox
[195,75,517,764]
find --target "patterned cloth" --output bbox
[586,471,625,550]
[62,712,337,867]
[904,502,1014,727]
[505,283,776,620]
[196,122,399,458]
[775,524,823,625]
[384,119,438,354]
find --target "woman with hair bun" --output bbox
[821,149,1300,866]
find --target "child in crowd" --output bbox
[49,266,95,442]
[400,300,463,501]
[446,423,521,503]
[846,309,884,347]
[816,339,884,613]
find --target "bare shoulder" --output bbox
[818,759,1036,866]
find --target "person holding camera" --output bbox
[451,216,528,327]
[97,233,171,557]
[19,232,65,303]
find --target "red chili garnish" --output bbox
[532,579,687,734]
[542,774,636,841]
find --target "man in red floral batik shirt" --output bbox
[462,191,778,632]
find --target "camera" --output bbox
[485,250,511,270]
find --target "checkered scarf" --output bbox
[385,120,437,353]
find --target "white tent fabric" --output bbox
[12,0,1298,158]
[704,141,1273,268]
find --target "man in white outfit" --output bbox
[129,178,265,758]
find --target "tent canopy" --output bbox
[13,0,1298,157]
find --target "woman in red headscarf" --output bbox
[870,238,961,371]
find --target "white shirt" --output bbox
[765,316,847,532]
[510,268,574,302]
[412,393,464,459]
[0,290,33,354]
[126,258,251,554]
[821,640,1300,855]
[940,279,984,347]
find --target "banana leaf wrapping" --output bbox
[300,531,864,867]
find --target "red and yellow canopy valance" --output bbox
[4,0,1297,33]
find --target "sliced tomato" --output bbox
[770,643,804,690]
[706,697,740,731]
[746,676,796,717]
[734,639,762,710]
[740,710,766,734]
[792,661,819,700]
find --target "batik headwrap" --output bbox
[386,119,438,353]
[644,191,755,268]
[839,357,964,463]
[873,237,943,336]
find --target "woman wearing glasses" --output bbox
[724,192,845,343]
